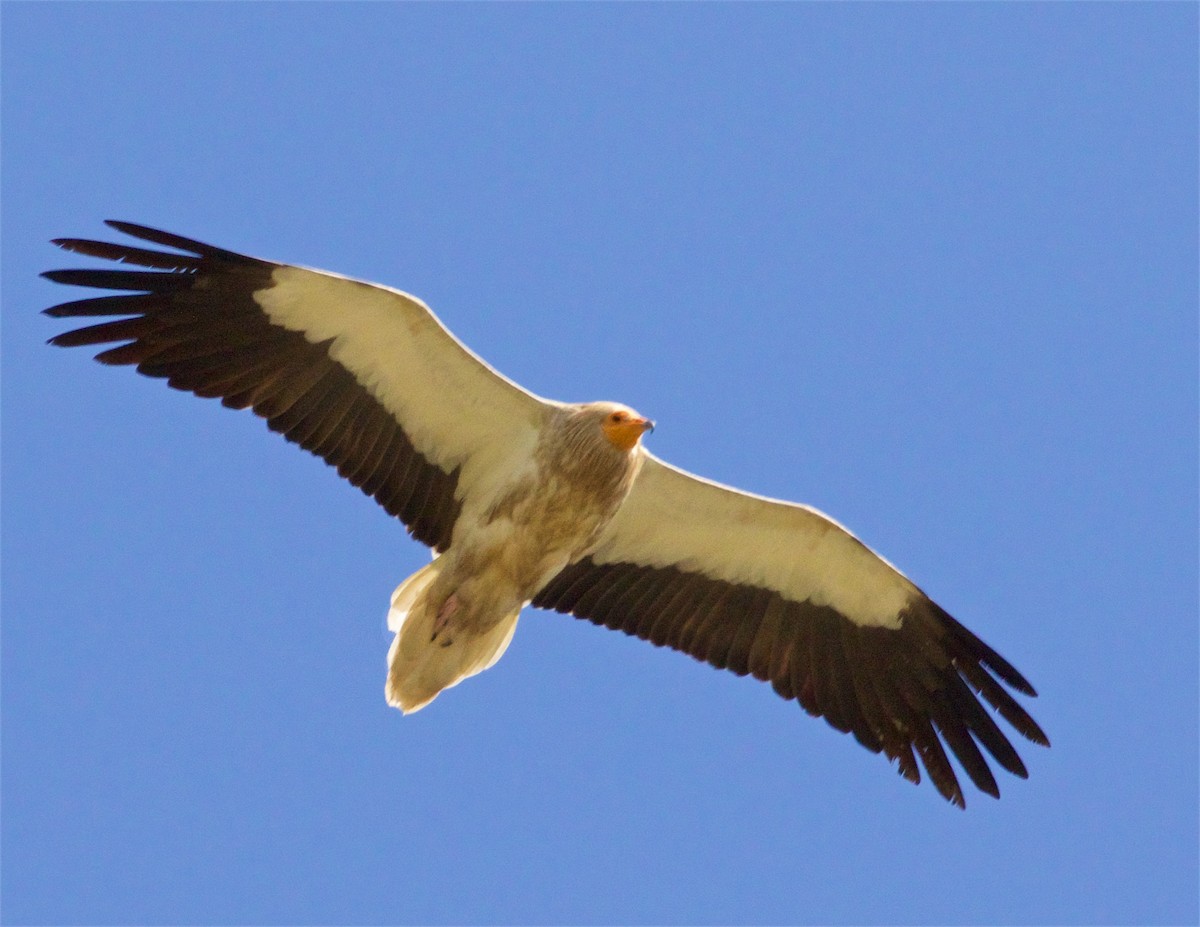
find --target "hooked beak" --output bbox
[603,415,655,451]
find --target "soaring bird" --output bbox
[43,221,1048,807]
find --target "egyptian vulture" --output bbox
[43,221,1048,807]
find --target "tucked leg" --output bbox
[430,593,461,644]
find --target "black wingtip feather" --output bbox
[935,604,1039,697]
[102,220,249,263]
[41,267,197,294]
[51,237,204,272]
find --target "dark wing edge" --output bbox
[533,557,1049,808]
[43,221,462,550]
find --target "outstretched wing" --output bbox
[43,222,552,551]
[533,453,1048,807]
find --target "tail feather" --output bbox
[384,564,521,713]
[386,560,441,635]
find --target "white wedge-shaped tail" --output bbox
[385,562,521,713]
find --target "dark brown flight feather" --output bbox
[534,557,1048,808]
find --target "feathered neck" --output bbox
[541,407,642,501]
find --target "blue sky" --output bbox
[3,4,1196,924]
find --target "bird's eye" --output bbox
[610,411,626,423]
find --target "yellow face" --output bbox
[600,407,654,452]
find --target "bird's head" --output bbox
[594,403,655,452]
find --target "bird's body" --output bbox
[43,222,1048,807]
[386,402,647,711]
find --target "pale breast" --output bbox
[476,455,637,596]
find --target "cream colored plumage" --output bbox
[43,222,1048,807]
[385,402,647,712]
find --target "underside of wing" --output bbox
[43,222,552,550]
[534,453,1048,807]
